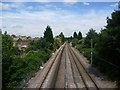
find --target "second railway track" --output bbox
[67,43,100,90]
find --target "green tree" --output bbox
[53,38,61,50]
[73,32,78,39]
[0,29,1,52]
[4,31,7,35]
[59,32,65,44]
[84,28,98,48]
[72,38,78,47]
[43,25,54,50]
[2,32,52,88]
[0,29,2,89]
[117,1,120,10]
[44,25,54,44]
[77,31,82,40]
[65,36,73,43]
[39,38,49,50]
[94,10,120,85]
[2,32,14,88]
[96,11,120,66]
[0,29,2,34]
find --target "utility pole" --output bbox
[91,39,93,64]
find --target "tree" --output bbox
[2,32,52,88]
[44,25,54,44]
[77,31,82,40]
[94,10,120,84]
[4,31,7,35]
[25,26,55,52]
[39,38,48,50]
[84,28,98,48]
[64,36,73,43]
[2,33,14,88]
[96,11,120,66]
[72,38,78,47]
[0,29,2,50]
[118,1,120,10]
[0,29,2,89]
[73,32,78,39]
[0,29,2,34]
[59,32,65,43]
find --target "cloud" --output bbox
[83,2,90,5]
[63,0,79,3]
[0,3,11,10]
[1,0,120,2]
[1,2,114,37]
[0,2,24,10]
[110,3,118,7]
[10,25,23,28]
[1,8,112,37]
[27,6,34,10]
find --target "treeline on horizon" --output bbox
[1,6,120,89]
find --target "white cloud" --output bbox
[1,8,113,37]
[83,2,90,5]
[10,24,23,28]
[0,3,11,10]
[0,2,24,10]
[63,0,79,3]
[110,3,118,7]
[27,6,34,10]
[1,0,120,2]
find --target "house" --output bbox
[11,35,39,50]
[13,37,22,49]
[21,39,29,49]
[17,36,28,40]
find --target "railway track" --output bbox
[26,42,100,89]
[67,43,99,90]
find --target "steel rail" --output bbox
[68,43,100,90]
[38,43,66,89]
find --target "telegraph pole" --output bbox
[91,39,93,64]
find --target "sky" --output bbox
[0,1,119,37]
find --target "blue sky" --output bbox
[0,2,119,37]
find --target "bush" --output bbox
[82,48,91,60]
